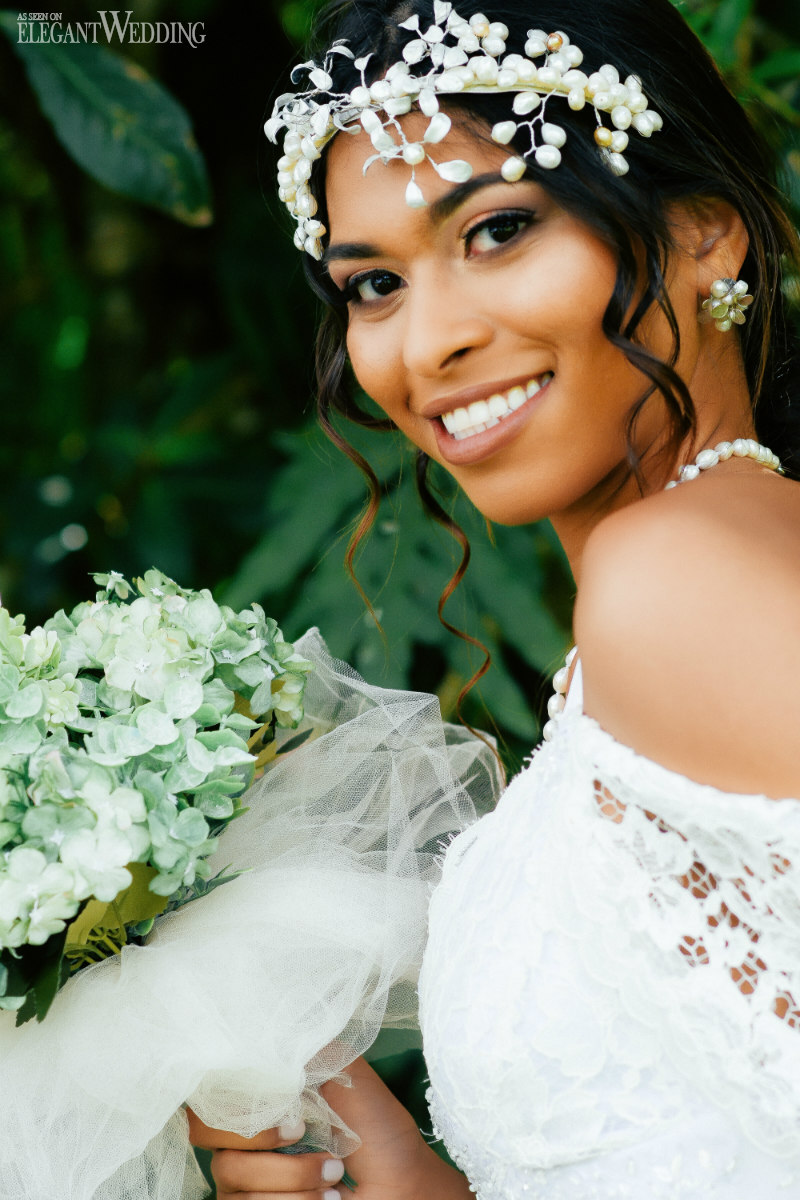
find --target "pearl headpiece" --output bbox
[265,2,664,259]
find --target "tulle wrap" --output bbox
[0,630,502,1200]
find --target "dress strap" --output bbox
[563,656,584,716]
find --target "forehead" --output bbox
[324,110,508,241]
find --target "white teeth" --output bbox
[467,399,490,424]
[440,374,552,441]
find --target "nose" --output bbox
[401,266,494,378]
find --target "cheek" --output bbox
[346,325,404,416]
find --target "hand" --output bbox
[187,1057,471,1199]
[187,1110,346,1199]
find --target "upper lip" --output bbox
[417,370,552,420]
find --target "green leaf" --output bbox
[274,727,314,756]
[752,49,800,84]
[0,12,212,225]
[4,929,69,1025]
[65,862,168,952]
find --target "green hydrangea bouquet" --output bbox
[0,569,311,1024]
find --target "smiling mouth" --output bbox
[440,373,554,440]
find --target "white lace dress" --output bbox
[418,664,800,1198]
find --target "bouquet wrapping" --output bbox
[0,577,501,1200]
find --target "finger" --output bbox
[186,1109,306,1152]
[212,1148,346,1195]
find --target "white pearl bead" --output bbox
[714,441,733,459]
[568,88,586,111]
[680,464,701,480]
[501,155,527,181]
[695,449,719,469]
[547,693,566,718]
[402,142,426,165]
[491,121,517,145]
[611,105,632,130]
[606,152,629,176]
[711,279,732,299]
[482,34,506,57]
[497,68,519,87]
[542,719,555,742]
[731,439,750,456]
[295,190,317,217]
[553,667,569,693]
[599,64,620,85]
[541,123,567,147]
[632,112,654,136]
[536,66,561,85]
[534,144,562,169]
[473,56,499,82]
[369,80,392,103]
[610,131,629,152]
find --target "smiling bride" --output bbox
[189,1,800,1196]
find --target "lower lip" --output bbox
[431,378,552,466]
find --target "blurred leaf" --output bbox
[753,48,800,81]
[0,11,212,225]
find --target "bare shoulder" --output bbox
[573,471,800,798]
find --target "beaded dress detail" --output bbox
[418,661,800,1198]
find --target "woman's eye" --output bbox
[348,270,402,304]
[466,213,531,255]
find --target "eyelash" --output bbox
[339,209,536,307]
[463,209,536,256]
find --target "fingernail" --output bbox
[323,1191,341,1200]
[278,1119,305,1142]
[322,1159,345,1183]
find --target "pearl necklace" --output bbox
[665,437,781,488]
[541,438,781,742]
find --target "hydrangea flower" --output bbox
[0,572,311,1020]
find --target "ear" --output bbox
[669,199,750,295]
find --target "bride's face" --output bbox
[323,113,695,526]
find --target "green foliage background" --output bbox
[2,0,800,767]
[1,0,799,1190]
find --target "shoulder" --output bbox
[573,472,800,798]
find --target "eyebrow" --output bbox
[323,171,510,265]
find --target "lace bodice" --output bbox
[418,664,800,1198]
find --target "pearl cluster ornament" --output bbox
[542,437,781,743]
[700,278,753,332]
[265,1,664,259]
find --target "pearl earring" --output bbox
[700,278,753,332]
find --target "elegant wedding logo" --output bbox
[15,11,206,47]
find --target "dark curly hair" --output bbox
[276,0,800,713]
